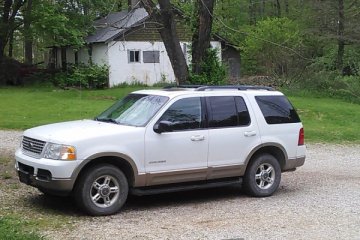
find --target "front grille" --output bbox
[22,136,46,156]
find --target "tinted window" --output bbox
[208,96,238,128]
[159,97,202,131]
[255,96,300,124]
[235,97,251,126]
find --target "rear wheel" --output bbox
[244,154,281,197]
[74,164,128,216]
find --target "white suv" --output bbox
[15,85,305,215]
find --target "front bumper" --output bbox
[15,149,79,196]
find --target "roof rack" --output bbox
[163,85,204,89]
[163,85,274,91]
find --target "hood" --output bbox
[23,120,137,144]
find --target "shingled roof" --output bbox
[86,7,149,44]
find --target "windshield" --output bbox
[96,94,169,126]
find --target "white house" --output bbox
[50,7,240,87]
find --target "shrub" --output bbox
[292,68,360,104]
[53,64,109,89]
[0,57,22,85]
[189,48,227,85]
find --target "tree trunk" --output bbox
[141,0,189,84]
[191,0,215,75]
[275,0,281,17]
[49,48,56,70]
[284,0,289,14]
[61,46,67,71]
[0,0,26,61]
[0,0,13,60]
[249,0,256,25]
[24,0,33,65]
[8,30,14,57]
[336,0,345,71]
[262,0,266,16]
[258,0,265,18]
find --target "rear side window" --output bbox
[235,97,251,126]
[255,96,300,124]
[208,96,238,128]
[207,96,250,128]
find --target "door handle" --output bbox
[191,135,205,141]
[244,131,257,137]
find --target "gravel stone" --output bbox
[0,130,22,154]
[1,130,359,240]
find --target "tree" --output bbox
[336,0,344,71]
[191,0,215,75]
[307,0,360,72]
[243,17,302,77]
[24,0,33,64]
[0,0,26,61]
[141,0,189,84]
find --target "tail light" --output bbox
[298,127,305,146]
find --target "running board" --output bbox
[130,178,242,196]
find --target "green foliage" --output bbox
[111,81,148,88]
[212,0,248,44]
[52,64,109,89]
[0,216,43,240]
[31,0,89,48]
[295,73,360,104]
[293,44,360,103]
[189,48,227,85]
[242,17,303,76]
[331,76,360,102]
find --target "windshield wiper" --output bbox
[95,117,118,124]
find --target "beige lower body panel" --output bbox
[143,165,246,187]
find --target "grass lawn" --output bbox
[0,86,359,143]
[0,216,43,240]
[289,95,360,143]
[0,86,144,130]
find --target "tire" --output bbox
[74,164,128,216]
[243,153,281,197]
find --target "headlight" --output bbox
[43,143,76,160]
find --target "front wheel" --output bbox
[74,164,128,216]
[243,154,281,197]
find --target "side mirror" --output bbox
[153,121,173,134]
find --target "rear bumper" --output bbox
[283,156,305,171]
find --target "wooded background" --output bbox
[0,0,359,98]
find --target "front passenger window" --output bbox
[158,97,202,131]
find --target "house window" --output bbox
[143,51,160,63]
[128,50,140,63]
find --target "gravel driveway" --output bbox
[1,130,359,240]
